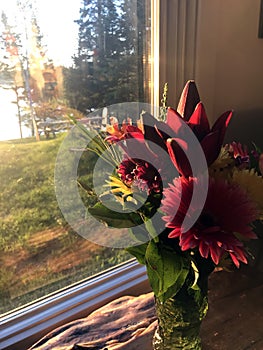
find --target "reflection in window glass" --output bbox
[0,0,152,314]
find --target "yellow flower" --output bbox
[209,147,235,180]
[103,174,136,205]
[106,117,123,138]
[232,169,263,218]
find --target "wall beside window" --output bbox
[158,0,263,148]
[195,0,263,149]
[195,0,263,118]
[159,0,199,105]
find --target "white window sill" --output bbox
[0,259,150,350]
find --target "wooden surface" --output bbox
[201,267,263,350]
[29,293,157,350]
[29,265,263,350]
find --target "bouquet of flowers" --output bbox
[75,81,263,349]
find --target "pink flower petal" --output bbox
[162,176,258,268]
[168,228,181,238]
[199,241,209,258]
[210,244,222,265]
[177,80,200,120]
[140,112,167,150]
[188,102,210,140]
[200,131,221,166]
[166,138,192,177]
[166,107,185,134]
[211,110,233,146]
[229,253,240,268]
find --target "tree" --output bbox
[64,0,148,114]
[75,0,122,110]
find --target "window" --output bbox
[2,0,262,349]
[0,0,156,344]
[0,0,158,348]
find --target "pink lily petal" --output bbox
[188,102,210,140]
[177,80,200,121]
[126,143,157,162]
[166,107,185,135]
[126,131,145,141]
[211,110,233,146]
[166,138,192,177]
[141,112,173,150]
[200,131,222,166]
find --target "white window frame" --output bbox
[0,1,161,349]
[0,259,150,350]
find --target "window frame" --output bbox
[0,259,150,350]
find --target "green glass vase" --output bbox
[152,287,208,350]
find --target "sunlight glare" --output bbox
[0,0,81,141]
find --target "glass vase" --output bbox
[152,286,208,350]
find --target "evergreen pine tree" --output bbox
[64,0,148,113]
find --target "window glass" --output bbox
[0,0,152,315]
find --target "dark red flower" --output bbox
[118,158,162,194]
[166,102,233,175]
[161,177,258,267]
[176,79,201,120]
[105,81,233,179]
[140,81,233,177]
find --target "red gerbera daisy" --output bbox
[161,177,258,267]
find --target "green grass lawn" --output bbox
[0,135,65,251]
[0,134,131,314]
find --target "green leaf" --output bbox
[145,240,162,295]
[161,269,189,301]
[88,201,143,228]
[127,226,151,245]
[145,240,189,302]
[144,218,159,242]
[126,242,148,265]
